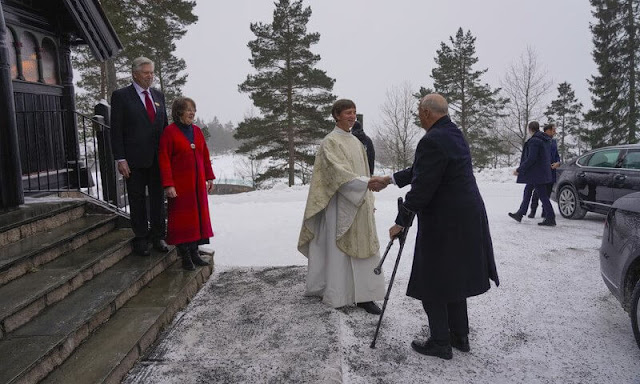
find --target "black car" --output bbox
[552,144,640,219]
[600,192,640,349]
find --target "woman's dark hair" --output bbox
[331,99,356,120]
[171,97,196,123]
[528,121,540,132]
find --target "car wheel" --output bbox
[558,185,587,219]
[631,280,640,349]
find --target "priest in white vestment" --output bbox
[298,99,385,314]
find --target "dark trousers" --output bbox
[518,183,555,219]
[125,160,166,244]
[529,183,554,215]
[422,299,469,343]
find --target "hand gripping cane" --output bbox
[370,197,415,348]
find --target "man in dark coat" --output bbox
[110,57,170,255]
[528,123,561,218]
[369,94,499,360]
[508,121,556,226]
[351,120,375,175]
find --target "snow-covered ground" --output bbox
[126,164,640,383]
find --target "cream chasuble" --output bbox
[298,127,385,308]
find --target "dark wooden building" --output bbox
[0,0,121,211]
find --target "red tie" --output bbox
[143,90,155,123]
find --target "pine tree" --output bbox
[586,0,639,146]
[545,82,584,161]
[420,28,507,168]
[236,0,336,186]
[73,0,196,114]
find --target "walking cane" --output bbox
[370,197,414,349]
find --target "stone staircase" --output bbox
[0,198,213,384]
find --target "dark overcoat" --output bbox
[516,131,552,185]
[158,123,215,245]
[394,116,499,303]
[110,84,168,168]
[550,139,560,182]
[351,121,375,175]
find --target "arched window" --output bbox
[5,26,18,79]
[41,38,59,85]
[20,31,39,82]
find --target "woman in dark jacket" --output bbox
[158,97,215,270]
[509,121,556,226]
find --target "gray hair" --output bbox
[132,57,154,73]
[419,94,449,115]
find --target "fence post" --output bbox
[94,101,124,206]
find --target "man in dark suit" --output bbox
[369,94,499,360]
[528,123,561,218]
[110,57,169,255]
[508,121,556,226]
[351,120,375,175]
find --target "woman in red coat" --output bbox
[158,97,215,270]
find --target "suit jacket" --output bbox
[110,84,169,169]
[393,116,499,303]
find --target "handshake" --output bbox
[368,175,392,192]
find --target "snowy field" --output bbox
[126,163,640,383]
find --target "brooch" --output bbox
[190,143,196,149]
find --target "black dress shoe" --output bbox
[190,247,210,267]
[508,212,523,222]
[450,333,470,352]
[538,217,556,226]
[411,338,453,360]
[527,211,536,218]
[152,239,169,252]
[357,301,382,315]
[133,245,150,256]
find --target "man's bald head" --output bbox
[418,93,449,130]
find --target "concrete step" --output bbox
[0,201,87,247]
[0,213,118,286]
[0,228,134,337]
[0,248,178,384]
[41,255,214,384]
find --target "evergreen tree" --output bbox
[545,82,584,161]
[586,0,639,146]
[73,0,196,114]
[420,28,508,168]
[236,0,336,186]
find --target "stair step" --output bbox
[0,214,118,286]
[41,256,213,384]
[0,201,87,247]
[0,229,134,337]
[0,249,177,384]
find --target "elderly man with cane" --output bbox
[370,93,499,360]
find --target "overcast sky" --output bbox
[175,0,595,132]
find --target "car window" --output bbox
[586,149,621,168]
[621,150,640,170]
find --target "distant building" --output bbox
[0,0,121,210]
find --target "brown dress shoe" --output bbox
[411,338,453,360]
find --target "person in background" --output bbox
[508,121,556,226]
[528,123,561,218]
[158,97,214,270]
[351,120,375,175]
[110,56,169,256]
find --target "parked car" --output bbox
[600,192,640,349]
[552,144,640,219]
